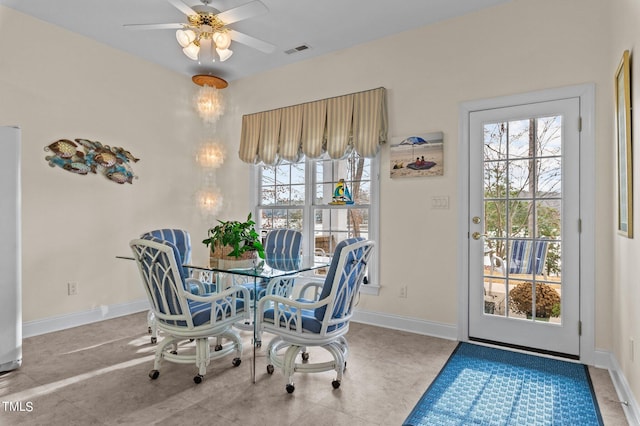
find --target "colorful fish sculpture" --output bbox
[44,137,139,184]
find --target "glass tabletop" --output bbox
[184,256,330,279]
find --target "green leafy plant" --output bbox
[202,213,265,259]
[509,282,561,318]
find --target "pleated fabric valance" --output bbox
[239,87,387,165]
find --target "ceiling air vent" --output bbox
[284,44,310,55]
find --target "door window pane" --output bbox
[483,122,508,160]
[483,115,564,324]
[536,116,562,157]
[484,162,507,198]
[536,158,562,198]
[507,119,532,159]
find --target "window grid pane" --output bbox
[258,153,372,258]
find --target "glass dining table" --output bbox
[119,254,329,383]
[181,256,330,383]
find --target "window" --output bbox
[253,151,379,292]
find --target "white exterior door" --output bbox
[468,98,581,357]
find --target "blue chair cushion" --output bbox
[136,236,189,320]
[262,299,345,334]
[139,236,213,309]
[187,298,246,327]
[264,229,302,270]
[314,237,364,322]
[242,276,296,303]
[186,282,218,295]
[262,304,345,333]
[140,234,188,280]
[242,281,268,301]
[141,234,214,296]
[141,229,192,277]
[201,283,218,294]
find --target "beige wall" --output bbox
[611,0,640,407]
[0,6,210,321]
[3,0,634,400]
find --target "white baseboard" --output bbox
[23,299,149,338]
[352,308,458,341]
[606,352,640,425]
[592,348,615,370]
[26,304,455,341]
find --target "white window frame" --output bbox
[251,154,380,295]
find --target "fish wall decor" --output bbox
[44,138,139,184]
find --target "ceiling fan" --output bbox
[124,0,275,63]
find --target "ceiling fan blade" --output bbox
[123,23,183,30]
[228,30,275,54]
[167,0,197,16]
[217,1,268,25]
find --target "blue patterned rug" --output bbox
[404,342,604,426]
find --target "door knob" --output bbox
[472,232,486,240]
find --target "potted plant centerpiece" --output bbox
[508,282,561,321]
[203,213,265,270]
[202,213,264,268]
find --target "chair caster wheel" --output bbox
[301,352,310,361]
[148,326,152,334]
[286,384,295,394]
[232,358,242,367]
[256,341,262,348]
[194,374,203,384]
[267,364,275,375]
[215,344,223,351]
[149,370,159,380]
[332,380,341,389]
[170,350,178,355]
[151,337,157,344]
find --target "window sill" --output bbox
[359,284,380,296]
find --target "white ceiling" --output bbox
[0,0,513,82]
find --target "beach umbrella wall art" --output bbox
[44,138,139,184]
[390,132,444,178]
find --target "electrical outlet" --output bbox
[431,196,450,210]
[399,285,408,298]
[67,282,78,296]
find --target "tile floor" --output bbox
[0,312,629,425]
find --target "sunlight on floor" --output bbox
[60,335,150,355]
[2,355,153,401]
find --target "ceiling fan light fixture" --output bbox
[176,29,196,48]
[213,31,231,50]
[216,48,233,62]
[183,42,200,60]
[125,0,276,67]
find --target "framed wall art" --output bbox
[390,132,444,178]
[615,50,633,238]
